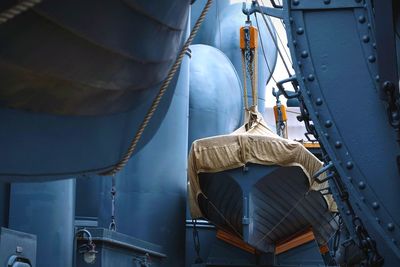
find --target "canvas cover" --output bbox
[188,111,337,218]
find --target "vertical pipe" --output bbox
[9,179,76,267]
[98,39,190,267]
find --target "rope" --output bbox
[100,0,213,176]
[0,0,42,25]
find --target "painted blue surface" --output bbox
[9,179,75,267]
[0,0,193,181]
[188,44,242,147]
[192,2,278,115]
[0,0,190,115]
[280,0,400,265]
[97,50,190,267]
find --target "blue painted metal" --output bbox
[0,0,190,115]
[276,240,325,266]
[191,0,231,46]
[197,164,335,254]
[188,44,243,146]
[97,47,190,267]
[9,179,75,267]
[0,227,36,267]
[0,0,191,181]
[278,0,400,265]
[191,2,278,115]
[0,182,10,228]
[76,228,165,267]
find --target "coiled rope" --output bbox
[100,0,213,176]
[0,0,42,24]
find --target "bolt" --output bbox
[372,202,380,210]
[358,181,366,189]
[324,120,332,128]
[358,16,366,23]
[301,50,308,58]
[335,141,342,148]
[368,55,376,63]
[297,27,304,35]
[316,98,323,106]
[388,223,395,231]
[307,74,315,81]
[293,0,300,6]
[362,35,370,43]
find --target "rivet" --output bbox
[372,202,380,210]
[346,210,351,215]
[302,76,306,81]
[323,0,331,4]
[376,217,381,224]
[293,0,300,6]
[367,23,371,29]
[348,176,352,182]
[324,120,332,128]
[297,61,302,67]
[324,133,330,139]
[335,141,342,148]
[358,181,366,189]
[315,111,319,118]
[358,15,366,23]
[297,27,304,35]
[372,42,376,48]
[346,161,354,169]
[388,223,395,231]
[301,50,308,58]
[362,35,370,43]
[289,17,294,23]
[375,75,380,82]
[316,98,323,106]
[293,40,297,46]
[307,74,315,81]
[368,55,376,63]
[307,90,311,96]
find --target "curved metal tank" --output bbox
[191,0,231,45]
[9,179,75,267]
[191,2,278,115]
[0,0,191,181]
[0,0,189,115]
[188,44,243,146]
[97,47,190,267]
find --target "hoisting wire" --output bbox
[0,0,42,25]
[255,189,311,246]
[254,12,277,84]
[199,192,244,239]
[99,0,213,176]
[258,0,293,66]
[253,0,292,76]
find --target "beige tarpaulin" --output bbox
[188,111,337,218]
